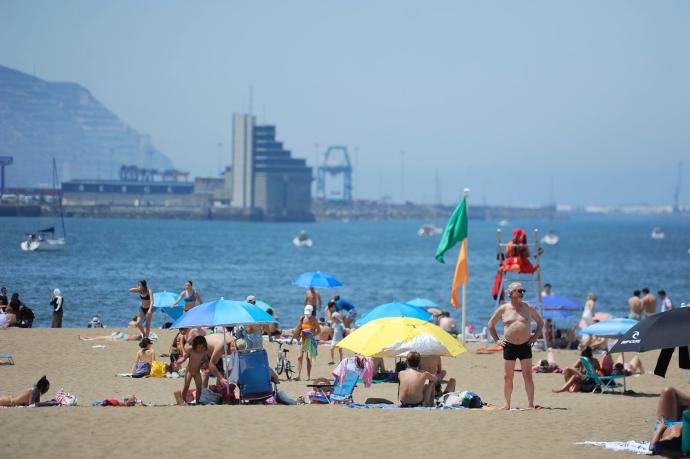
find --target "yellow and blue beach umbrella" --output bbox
[356,302,433,327]
[337,317,466,358]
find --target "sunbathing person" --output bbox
[532,351,561,373]
[79,330,143,342]
[398,351,438,407]
[552,346,599,393]
[650,387,690,454]
[131,338,155,378]
[0,376,50,406]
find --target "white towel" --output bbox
[576,441,651,455]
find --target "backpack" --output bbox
[437,391,484,409]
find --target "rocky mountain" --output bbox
[0,65,173,188]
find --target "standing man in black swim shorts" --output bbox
[488,282,544,410]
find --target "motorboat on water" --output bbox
[651,227,665,240]
[541,231,560,246]
[293,230,313,248]
[21,227,66,252]
[21,158,67,252]
[498,219,509,227]
[417,224,442,237]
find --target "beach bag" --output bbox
[149,361,167,378]
[438,391,483,409]
[55,388,77,406]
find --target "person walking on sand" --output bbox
[172,280,202,312]
[293,304,320,381]
[488,282,544,410]
[581,292,596,328]
[129,280,154,338]
[658,290,673,313]
[50,288,64,328]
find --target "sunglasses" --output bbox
[512,289,526,294]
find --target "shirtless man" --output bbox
[304,287,321,310]
[628,290,643,320]
[182,335,227,404]
[488,282,544,410]
[200,331,234,387]
[398,351,438,407]
[438,312,458,335]
[642,288,657,318]
[420,355,457,398]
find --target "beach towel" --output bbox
[344,403,465,410]
[333,356,373,388]
[576,441,651,455]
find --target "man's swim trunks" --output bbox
[503,341,532,361]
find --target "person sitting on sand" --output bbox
[601,352,645,376]
[293,305,320,381]
[132,338,155,378]
[199,331,233,388]
[420,354,452,398]
[182,335,228,404]
[649,386,690,454]
[318,318,333,344]
[438,312,458,335]
[169,330,187,372]
[127,316,140,328]
[552,346,600,393]
[399,351,447,407]
[0,376,50,406]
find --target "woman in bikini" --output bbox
[552,346,600,393]
[0,376,50,406]
[650,386,690,454]
[172,281,202,312]
[129,279,153,338]
[131,337,155,378]
[79,330,144,342]
[292,304,320,381]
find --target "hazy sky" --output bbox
[2,0,689,206]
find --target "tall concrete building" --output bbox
[231,114,313,221]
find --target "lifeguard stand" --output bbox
[494,228,546,347]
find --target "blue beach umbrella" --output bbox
[580,319,638,338]
[292,271,343,288]
[406,298,438,308]
[528,295,582,310]
[542,309,579,320]
[153,291,179,308]
[356,302,433,327]
[171,298,278,329]
[254,300,275,313]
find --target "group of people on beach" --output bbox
[0,287,37,328]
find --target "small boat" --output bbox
[541,232,560,246]
[417,224,442,237]
[651,227,665,240]
[20,227,66,252]
[292,230,313,248]
[498,219,509,227]
[21,158,67,252]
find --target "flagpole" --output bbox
[461,188,470,345]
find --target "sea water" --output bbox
[1,215,689,329]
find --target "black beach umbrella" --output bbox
[609,308,690,353]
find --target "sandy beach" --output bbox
[0,328,684,458]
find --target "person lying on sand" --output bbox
[650,387,690,454]
[532,351,561,373]
[0,376,50,406]
[600,352,645,376]
[79,331,143,342]
[552,346,599,393]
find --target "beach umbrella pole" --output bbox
[223,330,229,401]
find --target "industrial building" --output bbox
[231,114,313,221]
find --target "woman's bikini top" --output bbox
[300,319,315,336]
[140,291,150,301]
[183,290,196,302]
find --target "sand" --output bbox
[0,328,684,458]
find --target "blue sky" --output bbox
[2,0,689,205]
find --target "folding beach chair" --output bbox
[307,364,363,404]
[237,349,275,404]
[0,354,14,365]
[579,356,625,394]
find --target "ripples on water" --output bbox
[1,215,689,329]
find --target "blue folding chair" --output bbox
[237,349,275,404]
[307,364,363,404]
[579,356,625,394]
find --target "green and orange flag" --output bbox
[435,197,468,309]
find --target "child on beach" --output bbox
[131,338,155,378]
[0,376,50,406]
[182,335,227,404]
[329,312,345,365]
